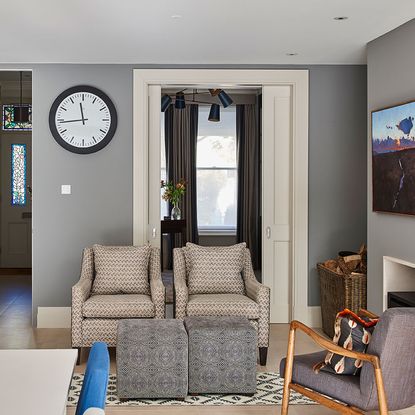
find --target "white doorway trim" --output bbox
[133,69,315,326]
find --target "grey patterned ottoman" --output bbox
[184,316,257,394]
[116,319,188,399]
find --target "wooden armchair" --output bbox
[280,308,415,414]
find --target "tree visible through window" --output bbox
[197,106,237,231]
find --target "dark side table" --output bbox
[161,219,187,271]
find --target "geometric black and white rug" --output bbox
[67,372,316,406]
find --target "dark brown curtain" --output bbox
[236,104,261,269]
[165,104,199,244]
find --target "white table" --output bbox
[0,349,78,415]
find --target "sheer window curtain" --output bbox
[236,104,261,270]
[164,104,199,247]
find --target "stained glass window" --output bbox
[2,104,32,131]
[11,144,27,206]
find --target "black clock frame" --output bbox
[49,85,118,154]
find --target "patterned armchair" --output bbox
[72,246,165,363]
[174,246,270,365]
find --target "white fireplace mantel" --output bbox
[383,256,415,310]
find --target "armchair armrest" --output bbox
[245,278,270,348]
[173,248,188,319]
[245,278,270,304]
[150,278,165,319]
[72,278,92,347]
[149,247,165,318]
[281,320,388,415]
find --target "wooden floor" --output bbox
[0,275,414,414]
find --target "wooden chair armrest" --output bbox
[290,320,381,368]
[358,309,379,319]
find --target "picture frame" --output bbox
[372,99,415,215]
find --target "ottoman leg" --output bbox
[259,347,268,366]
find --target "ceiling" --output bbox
[1,1,414,64]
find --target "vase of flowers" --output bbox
[161,179,186,220]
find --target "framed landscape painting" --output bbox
[372,100,415,215]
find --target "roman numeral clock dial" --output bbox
[49,86,117,154]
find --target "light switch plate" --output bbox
[61,185,71,195]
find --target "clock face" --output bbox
[49,86,117,154]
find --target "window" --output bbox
[2,104,32,131]
[160,112,169,219]
[11,144,27,206]
[197,106,237,233]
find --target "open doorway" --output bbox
[160,87,262,304]
[134,69,309,324]
[0,71,32,328]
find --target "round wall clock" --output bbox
[49,85,117,154]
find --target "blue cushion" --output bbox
[75,342,109,415]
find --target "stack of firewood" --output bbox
[323,244,367,275]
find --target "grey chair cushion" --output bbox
[184,243,246,295]
[280,352,362,408]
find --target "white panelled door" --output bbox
[262,85,292,323]
[147,85,162,247]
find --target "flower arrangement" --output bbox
[161,179,186,205]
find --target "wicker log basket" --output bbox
[318,246,367,338]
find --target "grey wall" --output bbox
[307,66,367,305]
[32,65,134,316]
[367,20,415,314]
[0,64,368,321]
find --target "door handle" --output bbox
[266,227,271,239]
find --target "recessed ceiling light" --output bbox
[171,14,182,19]
[334,16,348,21]
[286,53,298,56]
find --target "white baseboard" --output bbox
[293,306,322,328]
[35,305,322,329]
[37,307,71,328]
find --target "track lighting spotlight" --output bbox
[208,104,220,122]
[175,92,186,109]
[218,90,233,108]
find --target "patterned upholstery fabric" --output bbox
[82,294,155,318]
[187,294,260,319]
[173,248,188,320]
[149,247,165,319]
[185,243,246,295]
[117,319,188,399]
[185,316,257,394]
[71,246,165,348]
[82,319,119,347]
[91,245,151,295]
[173,247,270,348]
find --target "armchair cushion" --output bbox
[83,294,155,318]
[185,243,246,295]
[187,293,260,319]
[91,245,151,295]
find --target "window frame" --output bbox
[196,107,238,235]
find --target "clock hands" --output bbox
[58,118,89,124]
[79,103,86,125]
